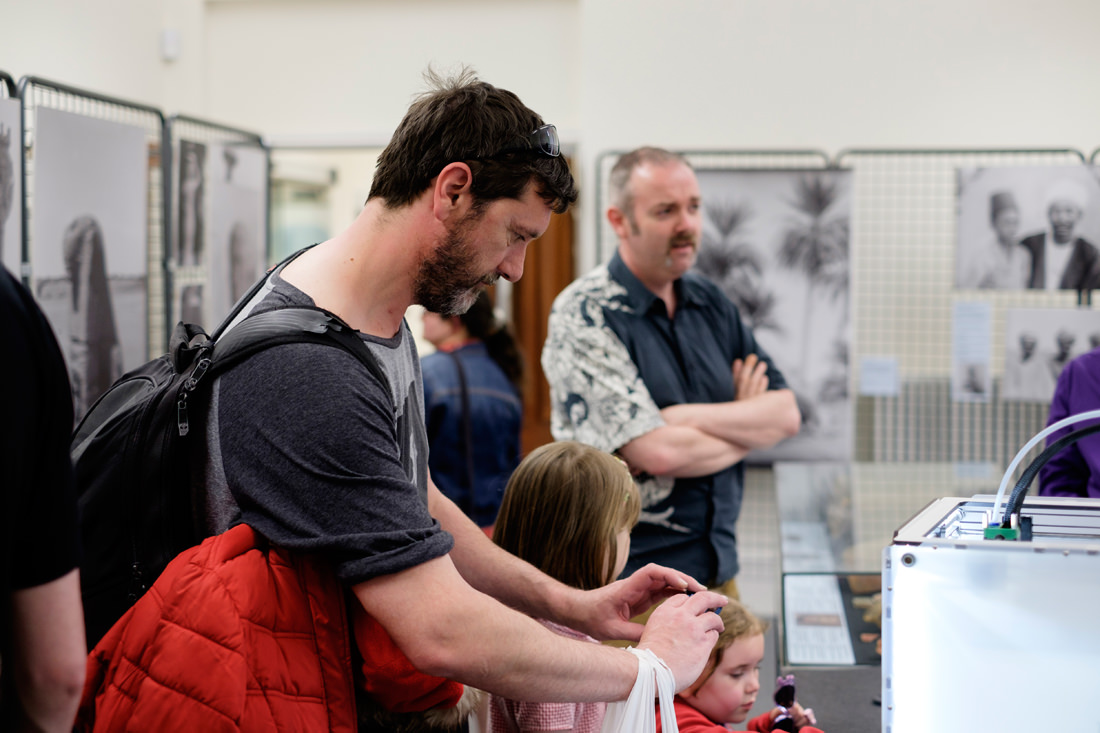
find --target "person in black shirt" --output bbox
[1,265,86,732]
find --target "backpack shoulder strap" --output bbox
[210,305,388,389]
[174,306,390,438]
[173,245,393,434]
[208,246,314,342]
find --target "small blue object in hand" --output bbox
[686,591,723,614]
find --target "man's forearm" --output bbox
[660,389,800,450]
[617,424,749,478]
[352,555,726,702]
[353,554,639,703]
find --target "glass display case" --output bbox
[774,461,999,666]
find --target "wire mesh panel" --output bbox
[837,148,1094,469]
[594,149,831,263]
[0,72,23,279]
[165,115,268,339]
[19,76,166,387]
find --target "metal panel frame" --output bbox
[165,113,268,342]
[17,75,168,358]
[0,71,25,282]
[835,147,1092,468]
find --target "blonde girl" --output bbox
[489,441,640,732]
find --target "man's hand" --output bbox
[733,353,769,401]
[562,563,708,642]
[637,591,727,692]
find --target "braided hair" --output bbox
[460,290,524,395]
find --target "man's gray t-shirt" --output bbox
[200,270,454,585]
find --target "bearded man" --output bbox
[70,74,731,729]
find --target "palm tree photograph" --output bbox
[693,168,853,462]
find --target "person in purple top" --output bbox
[1039,346,1100,499]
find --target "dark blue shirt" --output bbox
[422,342,522,527]
[543,251,787,584]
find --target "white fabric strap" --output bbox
[600,647,679,733]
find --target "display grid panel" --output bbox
[165,115,268,341]
[20,77,166,358]
[1,72,23,279]
[838,149,1093,468]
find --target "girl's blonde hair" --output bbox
[493,441,640,590]
[690,599,769,689]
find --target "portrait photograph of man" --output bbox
[956,165,1100,292]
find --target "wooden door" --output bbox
[511,205,574,456]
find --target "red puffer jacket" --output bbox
[76,524,357,732]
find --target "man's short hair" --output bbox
[368,67,576,214]
[607,147,690,224]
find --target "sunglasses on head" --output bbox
[475,124,561,159]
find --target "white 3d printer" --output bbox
[882,412,1100,732]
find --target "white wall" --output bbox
[201,0,581,144]
[574,0,1100,269]
[578,0,1100,153]
[3,0,165,106]
[5,0,1100,265]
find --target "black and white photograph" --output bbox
[179,283,204,326]
[31,107,149,421]
[955,362,990,401]
[0,97,22,276]
[692,168,853,462]
[956,165,1100,291]
[177,138,206,268]
[1003,308,1100,403]
[208,142,267,323]
[951,301,992,403]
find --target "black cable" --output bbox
[1002,421,1100,526]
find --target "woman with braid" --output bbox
[421,289,524,529]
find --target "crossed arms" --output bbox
[542,296,800,480]
[621,354,801,478]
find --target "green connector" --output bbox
[983,525,1019,541]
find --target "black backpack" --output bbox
[72,250,387,649]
